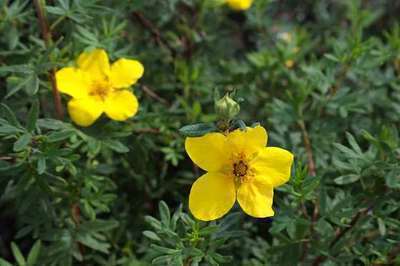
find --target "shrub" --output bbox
[0,0,399,265]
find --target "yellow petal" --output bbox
[189,172,236,221]
[226,0,253,11]
[77,49,110,80]
[55,67,90,98]
[67,97,104,127]
[227,125,268,157]
[109,58,144,88]
[237,176,274,218]
[185,133,230,172]
[252,147,294,187]
[104,90,139,121]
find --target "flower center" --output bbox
[89,81,110,101]
[233,160,248,177]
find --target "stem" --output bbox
[311,207,369,266]
[132,11,176,57]
[298,120,316,176]
[33,0,64,120]
[141,85,169,106]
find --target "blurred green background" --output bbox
[0,0,400,265]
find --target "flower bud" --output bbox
[215,93,240,120]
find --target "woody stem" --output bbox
[33,0,64,120]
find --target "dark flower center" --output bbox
[233,160,248,177]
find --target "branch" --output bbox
[141,85,169,106]
[132,11,176,57]
[311,208,369,266]
[33,0,64,120]
[298,120,316,176]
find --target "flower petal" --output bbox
[226,0,253,11]
[55,67,90,98]
[237,176,274,218]
[67,97,104,127]
[252,147,294,187]
[185,133,230,172]
[104,90,139,121]
[77,49,110,80]
[227,125,268,156]
[189,172,236,221]
[109,58,144,88]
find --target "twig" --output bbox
[330,64,350,96]
[141,85,169,106]
[298,120,316,176]
[132,11,176,57]
[71,203,85,256]
[133,128,160,134]
[33,0,64,120]
[311,208,369,266]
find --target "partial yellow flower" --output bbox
[285,59,295,68]
[56,49,144,127]
[226,0,253,11]
[185,126,293,221]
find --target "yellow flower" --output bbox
[55,49,144,127]
[226,0,253,11]
[185,126,293,221]
[285,59,295,68]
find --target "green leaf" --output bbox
[334,174,360,185]
[11,242,26,266]
[37,157,46,175]
[377,218,386,236]
[0,103,21,127]
[0,125,24,135]
[13,133,32,152]
[26,100,39,132]
[47,129,75,142]
[324,53,340,62]
[159,201,171,227]
[143,230,161,241]
[103,139,129,153]
[27,240,41,266]
[76,233,110,254]
[80,219,119,232]
[179,123,217,137]
[0,258,13,266]
[37,118,67,130]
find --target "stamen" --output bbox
[233,160,248,177]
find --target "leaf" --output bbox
[179,123,217,137]
[159,201,170,227]
[47,129,75,142]
[324,53,340,62]
[37,118,67,130]
[37,157,46,175]
[103,139,129,153]
[11,242,26,266]
[27,240,41,266]
[377,218,386,236]
[0,125,24,135]
[76,233,110,254]
[80,219,119,232]
[142,230,161,241]
[0,103,21,127]
[334,174,360,185]
[0,258,13,266]
[27,100,39,132]
[345,132,362,155]
[13,133,32,152]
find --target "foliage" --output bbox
[0,0,399,265]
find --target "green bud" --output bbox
[214,93,240,120]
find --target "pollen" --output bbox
[233,160,248,177]
[89,82,110,101]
